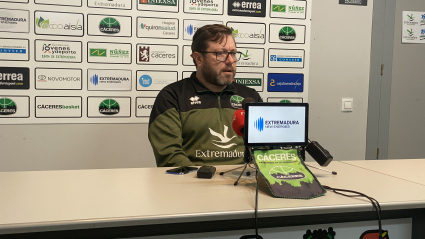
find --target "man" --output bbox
[148,24,262,167]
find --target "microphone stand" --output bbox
[220,146,256,186]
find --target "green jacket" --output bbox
[148,72,263,167]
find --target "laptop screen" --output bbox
[244,103,309,147]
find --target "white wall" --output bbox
[0,0,376,172]
[307,1,374,162]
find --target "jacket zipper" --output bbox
[217,93,223,121]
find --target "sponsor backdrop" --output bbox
[0,0,311,124]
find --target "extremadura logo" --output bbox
[99,99,120,115]
[99,17,120,34]
[0,98,17,115]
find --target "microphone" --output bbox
[232,97,255,136]
[306,140,333,167]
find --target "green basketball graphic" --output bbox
[279,26,296,41]
[0,98,17,115]
[99,17,121,34]
[99,99,120,115]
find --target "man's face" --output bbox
[198,35,237,87]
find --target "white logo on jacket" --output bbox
[209,125,237,149]
[190,96,201,105]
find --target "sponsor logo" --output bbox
[0,15,27,25]
[0,67,29,89]
[404,13,419,26]
[139,46,150,62]
[231,27,264,39]
[89,0,128,8]
[230,95,244,108]
[139,0,177,6]
[270,55,302,62]
[228,0,265,17]
[234,77,261,86]
[139,46,176,62]
[38,74,80,82]
[99,17,120,34]
[37,104,80,109]
[271,4,285,12]
[41,43,78,60]
[185,24,195,35]
[255,117,299,131]
[90,48,107,57]
[90,73,130,86]
[209,125,237,149]
[421,14,425,26]
[268,73,304,92]
[138,104,153,109]
[279,26,296,41]
[190,95,201,105]
[0,98,17,115]
[0,45,26,54]
[139,74,152,87]
[140,21,176,32]
[287,5,304,14]
[421,29,425,40]
[280,100,291,103]
[269,166,305,180]
[110,49,129,58]
[90,74,99,85]
[36,16,82,31]
[38,75,47,82]
[187,0,220,13]
[254,117,264,131]
[99,99,120,115]
[407,28,414,36]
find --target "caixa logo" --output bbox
[254,117,264,132]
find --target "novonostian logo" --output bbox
[99,17,120,34]
[99,99,120,115]
[254,117,264,132]
[279,26,296,41]
[139,46,150,62]
[35,16,82,30]
[0,98,17,115]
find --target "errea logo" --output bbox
[190,96,201,105]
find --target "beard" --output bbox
[200,65,235,87]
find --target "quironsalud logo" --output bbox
[421,29,425,40]
[254,117,264,132]
[421,14,425,25]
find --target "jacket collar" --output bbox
[189,71,237,94]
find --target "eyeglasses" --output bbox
[198,51,242,62]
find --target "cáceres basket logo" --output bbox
[0,98,17,115]
[99,17,120,34]
[99,99,120,115]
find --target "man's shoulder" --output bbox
[162,77,193,93]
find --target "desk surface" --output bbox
[1,161,425,234]
[342,159,425,186]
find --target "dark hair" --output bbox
[191,24,234,66]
